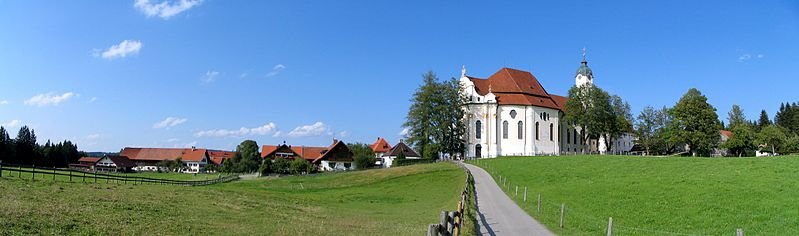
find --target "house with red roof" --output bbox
[120,147,210,173]
[208,150,236,166]
[370,137,392,158]
[94,156,136,173]
[69,157,101,171]
[261,140,355,171]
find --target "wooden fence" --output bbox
[427,161,475,236]
[0,162,239,186]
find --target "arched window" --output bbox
[550,123,554,141]
[517,121,523,139]
[567,128,571,144]
[535,122,539,140]
[510,110,517,119]
[475,144,482,158]
[475,120,482,139]
[502,121,509,139]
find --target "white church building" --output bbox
[460,54,635,158]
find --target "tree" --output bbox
[564,85,616,152]
[603,95,633,152]
[635,106,663,154]
[230,140,261,173]
[272,157,290,174]
[782,135,799,154]
[349,142,375,170]
[758,110,772,130]
[15,126,38,165]
[775,102,799,135]
[671,88,721,156]
[403,71,466,159]
[757,125,787,154]
[0,126,10,162]
[727,105,747,129]
[258,160,272,176]
[721,125,756,157]
[289,158,311,175]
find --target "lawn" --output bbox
[468,155,799,236]
[0,162,466,235]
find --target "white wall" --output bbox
[319,160,354,171]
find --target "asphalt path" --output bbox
[464,163,555,236]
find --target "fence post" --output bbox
[69,169,72,182]
[560,203,565,228]
[447,211,455,234]
[83,171,86,182]
[52,167,56,181]
[439,211,448,235]
[537,193,541,212]
[0,160,3,178]
[32,165,36,181]
[94,171,97,183]
[515,185,518,196]
[607,217,613,236]
[736,228,744,236]
[524,186,528,202]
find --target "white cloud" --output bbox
[195,122,277,137]
[99,40,142,60]
[89,97,98,103]
[336,131,349,138]
[399,127,409,136]
[86,134,101,139]
[272,131,283,137]
[24,92,76,106]
[2,120,22,128]
[153,117,188,129]
[266,64,286,77]
[0,100,8,105]
[166,138,180,142]
[757,54,764,59]
[134,0,203,19]
[738,53,765,62]
[202,70,220,83]
[288,122,330,137]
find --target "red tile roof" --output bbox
[468,67,565,111]
[370,137,392,153]
[720,130,733,138]
[208,150,236,165]
[120,147,208,162]
[77,157,100,164]
[261,140,352,163]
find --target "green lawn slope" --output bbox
[469,155,799,235]
[0,162,465,235]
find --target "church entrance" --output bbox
[475,144,482,158]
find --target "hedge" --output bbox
[394,158,436,167]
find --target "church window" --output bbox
[550,123,554,141]
[535,122,539,140]
[517,121,523,139]
[475,121,482,139]
[510,110,517,119]
[502,121,509,139]
[567,129,571,144]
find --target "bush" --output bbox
[395,158,435,167]
[354,155,374,170]
[273,158,290,174]
[258,160,272,176]
[289,158,312,175]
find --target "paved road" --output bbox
[464,163,555,236]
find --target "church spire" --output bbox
[575,47,593,87]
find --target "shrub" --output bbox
[289,158,312,175]
[354,155,374,170]
[273,158,290,174]
[258,160,272,176]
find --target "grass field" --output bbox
[468,155,799,236]
[0,162,466,235]
[0,167,224,182]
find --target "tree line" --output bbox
[0,125,82,167]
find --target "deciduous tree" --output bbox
[671,88,721,156]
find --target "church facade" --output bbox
[460,56,634,158]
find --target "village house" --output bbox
[208,150,236,166]
[94,155,136,173]
[370,137,392,166]
[69,157,100,171]
[382,140,421,168]
[120,147,211,173]
[261,140,355,171]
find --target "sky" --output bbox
[0,1,798,152]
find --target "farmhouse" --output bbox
[208,150,236,166]
[460,52,635,158]
[120,147,210,173]
[382,140,420,168]
[94,156,136,173]
[261,140,355,171]
[69,157,100,171]
[370,137,392,158]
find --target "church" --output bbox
[460,54,635,158]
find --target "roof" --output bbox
[720,130,733,138]
[208,150,236,165]
[385,141,420,158]
[468,67,565,111]
[261,140,352,163]
[120,147,208,162]
[312,140,353,163]
[100,156,137,168]
[370,137,392,153]
[576,60,593,77]
[550,94,568,111]
[77,157,100,164]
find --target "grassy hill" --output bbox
[469,155,799,235]
[0,162,465,235]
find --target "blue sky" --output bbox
[0,1,797,152]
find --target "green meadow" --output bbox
[469,155,799,235]
[0,162,465,235]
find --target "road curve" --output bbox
[464,163,555,236]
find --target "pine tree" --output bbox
[404,71,439,159]
[727,104,747,128]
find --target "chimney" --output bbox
[399,139,404,143]
[333,138,338,144]
[191,146,196,151]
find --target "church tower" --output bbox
[575,48,593,87]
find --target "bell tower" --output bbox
[575,48,593,87]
